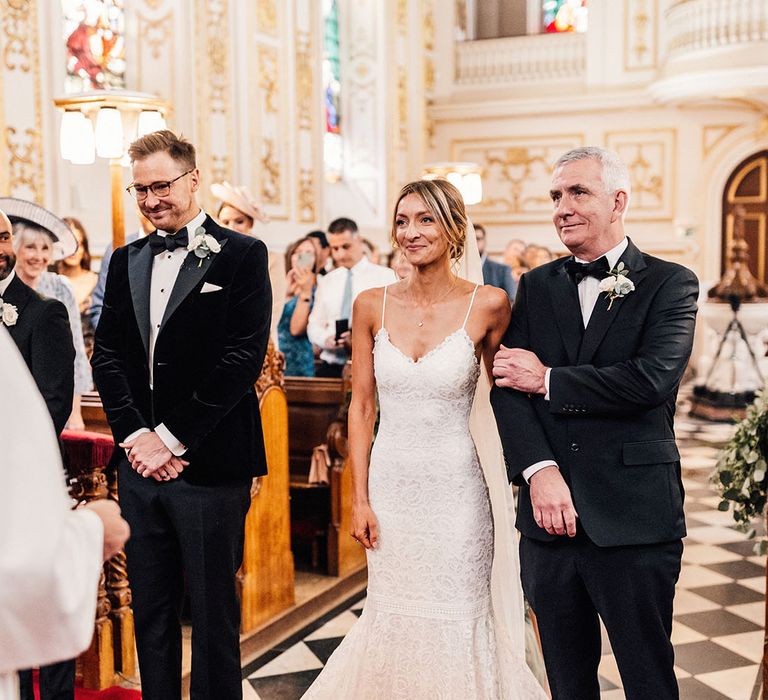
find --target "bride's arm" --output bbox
[480,287,512,376]
[348,289,381,550]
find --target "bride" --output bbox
[303,179,547,699]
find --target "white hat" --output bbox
[210,181,269,225]
[0,197,78,260]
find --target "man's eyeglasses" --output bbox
[126,169,193,200]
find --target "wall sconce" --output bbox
[422,162,483,205]
[53,90,169,250]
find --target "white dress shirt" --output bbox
[307,257,396,365]
[0,329,103,699]
[125,209,208,456]
[0,268,14,296]
[522,237,628,483]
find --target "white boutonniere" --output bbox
[0,297,18,327]
[598,262,635,310]
[187,226,222,267]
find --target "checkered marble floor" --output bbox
[242,415,765,700]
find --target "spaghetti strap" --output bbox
[380,285,388,330]
[462,284,480,329]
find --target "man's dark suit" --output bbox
[5,273,76,700]
[3,274,74,435]
[92,215,271,699]
[481,256,516,302]
[491,240,698,700]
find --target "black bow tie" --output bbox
[148,229,189,255]
[564,256,610,285]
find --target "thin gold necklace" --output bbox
[408,280,457,327]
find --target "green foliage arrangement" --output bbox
[713,389,768,555]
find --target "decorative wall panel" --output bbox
[451,135,584,222]
[0,0,43,202]
[624,0,657,72]
[605,129,676,220]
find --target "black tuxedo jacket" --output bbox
[491,240,698,547]
[4,274,74,435]
[92,215,272,485]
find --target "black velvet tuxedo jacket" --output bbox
[3,274,74,435]
[491,240,698,547]
[91,216,272,485]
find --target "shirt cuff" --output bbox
[155,423,187,456]
[544,367,552,401]
[522,461,558,484]
[123,427,150,456]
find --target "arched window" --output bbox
[542,1,588,33]
[322,0,343,182]
[62,0,126,93]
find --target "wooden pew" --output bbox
[285,375,366,577]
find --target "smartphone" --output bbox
[335,318,350,340]
[296,251,314,270]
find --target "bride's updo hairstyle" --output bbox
[391,179,467,262]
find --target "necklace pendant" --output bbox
[418,321,424,327]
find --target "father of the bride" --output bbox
[491,146,698,700]
[92,130,271,700]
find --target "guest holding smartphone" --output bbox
[279,237,319,376]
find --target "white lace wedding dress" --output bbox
[303,287,546,699]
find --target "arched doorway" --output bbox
[721,150,768,282]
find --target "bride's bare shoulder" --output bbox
[354,283,400,316]
[475,285,511,322]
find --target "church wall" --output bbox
[429,0,768,290]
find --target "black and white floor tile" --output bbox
[243,415,765,700]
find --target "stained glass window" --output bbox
[542,0,588,33]
[323,0,343,182]
[62,0,126,93]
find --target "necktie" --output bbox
[339,268,353,320]
[148,228,189,256]
[564,256,609,285]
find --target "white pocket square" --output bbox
[200,282,223,293]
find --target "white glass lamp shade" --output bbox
[461,172,483,205]
[67,112,96,165]
[95,107,124,159]
[137,110,166,136]
[60,111,84,161]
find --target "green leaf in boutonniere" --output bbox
[597,262,635,310]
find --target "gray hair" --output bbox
[11,219,55,253]
[555,147,632,210]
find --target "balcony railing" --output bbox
[454,33,586,87]
[664,0,768,61]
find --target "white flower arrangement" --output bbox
[598,262,635,310]
[0,298,18,327]
[187,226,222,267]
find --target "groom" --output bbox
[92,130,271,700]
[491,146,697,700]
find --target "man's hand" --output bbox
[337,330,352,350]
[493,346,547,394]
[529,466,578,537]
[149,456,188,482]
[83,499,131,561]
[120,432,185,478]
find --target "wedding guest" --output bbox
[307,229,332,274]
[361,237,381,264]
[59,217,98,356]
[503,238,526,269]
[3,199,91,430]
[475,223,516,302]
[279,237,318,376]
[307,218,395,377]
[387,248,413,280]
[211,181,285,343]
[0,327,130,700]
[89,208,154,329]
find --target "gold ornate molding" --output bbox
[2,0,32,72]
[294,15,316,223]
[398,67,408,149]
[258,46,278,113]
[702,124,741,159]
[261,138,280,204]
[295,30,313,131]
[624,0,657,72]
[298,168,315,223]
[256,0,277,36]
[256,340,285,398]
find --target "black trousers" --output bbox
[315,361,344,378]
[118,460,251,700]
[520,529,682,700]
[18,660,75,700]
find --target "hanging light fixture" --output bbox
[95,107,124,159]
[422,162,483,205]
[59,110,85,161]
[137,110,166,137]
[69,112,96,165]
